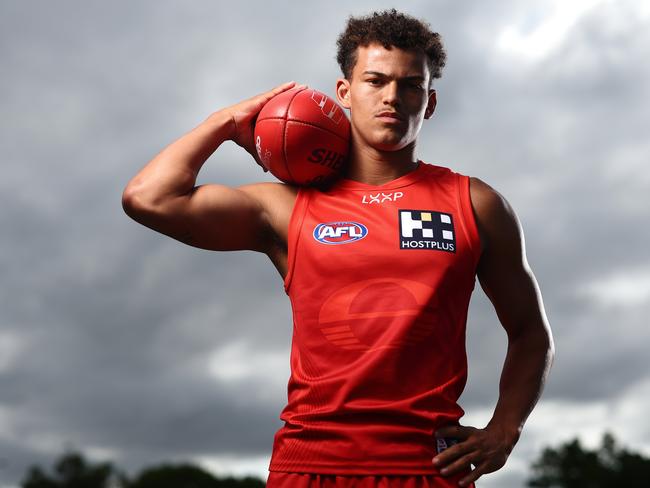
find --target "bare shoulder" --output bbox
[238,180,298,204]
[237,181,299,245]
[468,176,522,256]
[469,177,513,220]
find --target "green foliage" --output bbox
[125,463,265,488]
[20,451,265,488]
[21,451,119,488]
[527,432,650,487]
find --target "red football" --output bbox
[254,87,350,186]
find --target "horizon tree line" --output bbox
[17,432,650,488]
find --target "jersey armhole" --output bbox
[283,187,310,294]
[456,174,482,268]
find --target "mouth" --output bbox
[377,111,403,120]
[376,112,405,125]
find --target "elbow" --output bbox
[121,184,139,218]
[121,186,135,216]
[537,314,555,364]
[536,321,555,366]
[510,319,556,366]
[531,321,556,370]
[546,327,556,367]
[121,182,154,222]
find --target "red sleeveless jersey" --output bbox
[268,161,481,475]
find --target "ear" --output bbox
[424,89,437,119]
[336,78,351,109]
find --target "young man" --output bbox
[122,9,554,488]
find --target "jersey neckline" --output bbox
[334,160,428,191]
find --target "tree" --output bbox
[21,451,123,488]
[124,463,265,488]
[527,432,650,487]
[20,451,266,488]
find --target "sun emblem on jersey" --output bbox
[317,278,439,351]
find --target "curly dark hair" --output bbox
[336,9,446,85]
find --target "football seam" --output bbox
[259,117,350,143]
[283,89,306,183]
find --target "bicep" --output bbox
[472,179,549,339]
[133,183,275,252]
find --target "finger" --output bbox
[273,80,297,91]
[459,460,490,487]
[432,440,474,467]
[439,452,476,477]
[250,81,299,111]
[264,81,297,99]
[435,425,474,440]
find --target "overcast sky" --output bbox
[1,1,649,487]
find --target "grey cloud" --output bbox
[1,1,649,487]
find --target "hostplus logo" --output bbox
[399,209,456,252]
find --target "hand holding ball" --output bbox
[254,87,350,186]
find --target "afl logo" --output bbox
[313,221,368,245]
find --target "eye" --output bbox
[367,79,382,86]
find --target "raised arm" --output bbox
[121,81,299,252]
[433,177,555,487]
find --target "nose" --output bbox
[382,80,401,107]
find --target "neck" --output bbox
[342,140,419,185]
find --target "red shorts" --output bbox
[266,472,475,488]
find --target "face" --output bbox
[336,43,437,152]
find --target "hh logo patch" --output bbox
[399,210,456,252]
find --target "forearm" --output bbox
[487,324,554,447]
[123,110,235,208]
